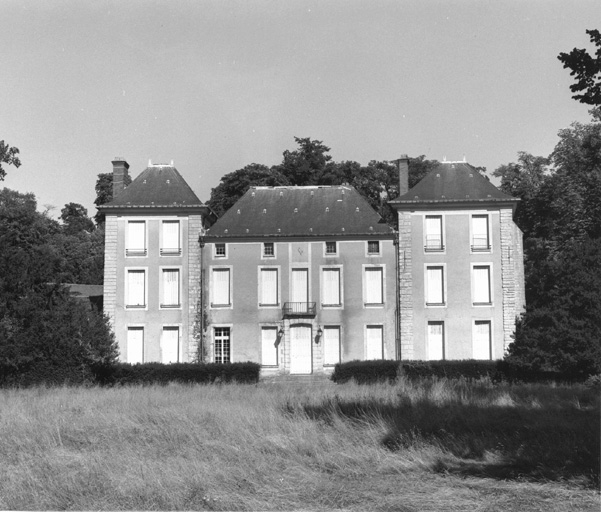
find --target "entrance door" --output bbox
[289,325,312,374]
[291,268,309,314]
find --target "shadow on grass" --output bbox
[292,394,600,488]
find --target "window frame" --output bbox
[214,326,232,364]
[472,320,493,360]
[211,266,232,308]
[363,265,385,307]
[366,240,381,256]
[126,325,144,364]
[426,321,445,360]
[472,263,493,306]
[424,215,445,253]
[321,266,343,308]
[125,267,147,309]
[471,214,492,253]
[258,266,280,307]
[322,325,341,366]
[161,325,180,364]
[262,242,276,258]
[160,267,181,309]
[125,220,147,257]
[214,243,227,259]
[365,324,384,360]
[425,264,446,307]
[260,326,279,367]
[324,241,337,257]
[160,220,181,256]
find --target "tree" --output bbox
[60,202,95,235]
[0,140,21,181]
[94,172,132,225]
[276,137,333,186]
[558,29,601,106]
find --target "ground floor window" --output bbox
[127,327,144,364]
[261,327,278,366]
[365,325,383,360]
[473,321,492,360]
[161,326,180,363]
[323,326,340,365]
[214,327,231,363]
[427,321,444,360]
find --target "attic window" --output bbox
[166,180,170,184]
[263,242,274,257]
[356,207,360,212]
[143,179,147,184]
[215,244,226,258]
[280,191,283,196]
[311,191,314,196]
[252,191,255,197]
[237,209,240,214]
[326,207,329,212]
[469,174,474,177]
[263,209,267,214]
[294,208,298,213]
[368,241,380,255]
[436,174,440,178]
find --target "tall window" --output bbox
[161,327,179,363]
[472,215,490,251]
[263,242,275,257]
[261,327,278,366]
[322,268,341,306]
[367,240,380,255]
[126,221,146,256]
[126,270,146,308]
[259,269,278,306]
[425,215,443,251]
[427,322,444,360]
[214,327,231,363]
[425,266,445,306]
[161,269,180,308]
[325,241,337,255]
[161,221,180,255]
[366,326,383,360]
[364,267,383,305]
[127,327,144,364]
[473,321,492,360]
[212,268,231,306]
[473,265,492,305]
[323,326,340,365]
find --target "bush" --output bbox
[330,360,400,384]
[93,362,261,386]
[400,360,499,381]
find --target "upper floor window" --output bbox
[364,267,383,305]
[471,215,490,252]
[426,266,445,306]
[367,240,380,255]
[126,221,146,256]
[212,268,231,306]
[259,268,278,306]
[325,241,337,255]
[425,216,444,252]
[126,269,146,308]
[263,242,275,257]
[322,268,341,306]
[472,265,492,305]
[161,221,181,255]
[215,243,226,258]
[161,269,180,308]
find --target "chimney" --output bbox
[112,158,130,200]
[398,154,409,197]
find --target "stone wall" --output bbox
[103,215,118,327]
[398,211,414,359]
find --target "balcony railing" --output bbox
[471,237,491,252]
[282,302,316,317]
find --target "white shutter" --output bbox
[473,321,492,360]
[212,269,230,305]
[425,216,442,248]
[162,269,179,306]
[472,215,489,248]
[427,322,444,360]
[291,269,308,302]
[473,266,491,304]
[127,270,145,306]
[323,327,340,365]
[426,267,443,304]
[260,269,278,305]
[365,268,383,304]
[366,326,383,360]
[261,327,278,366]
[289,325,312,374]
[162,221,180,252]
[127,328,144,364]
[161,327,179,363]
[127,222,145,251]
[322,269,340,305]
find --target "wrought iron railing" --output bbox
[282,302,316,317]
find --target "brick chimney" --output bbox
[112,158,130,200]
[398,154,409,197]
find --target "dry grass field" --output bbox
[0,377,599,511]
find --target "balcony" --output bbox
[283,302,316,318]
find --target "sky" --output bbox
[1,0,599,218]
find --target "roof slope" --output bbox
[102,165,203,208]
[206,186,393,238]
[390,161,517,205]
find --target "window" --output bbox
[323,326,340,365]
[126,270,146,308]
[427,322,444,360]
[214,327,231,363]
[161,327,179,363]
[472,215,490,251]
[161,269,180,308]
[259,268,278,306]
[161,221,180,255]
[367,240,380,255]
[263,242,275,257]
[366,326,383,360]
[261,327,278,366]
[425,216,443,251]
[215,243,226,258]
[473,321,492,360]
[473,265,492,305]
[365,267,383,305]
[426,266,445,306]
[325,241,337,255]
[322,268,341,306]
[127,327,144,364]
[126,221,146,256]
[212,268,231,306]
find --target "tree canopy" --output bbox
[94,171,132,225]
[558,29,601,106]
[0,140,21,181]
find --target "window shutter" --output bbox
[162,221,179,251]
[426,267,443,304]
[473,266,491,304]
[323,327,340,365]
[261,327,278,366]
[260,269,278,305]
[473,321,492,359]
[161,327,179,363]
[365,268,383,304]
[127,270,145,306]
[425,216,442,248]
[127,222,145,251]
[472,216,489,248]
[427,322,444,360]
[127,328,144,364]
[366,326,383,360]
[322,269,340,305]
[162,269,179,306]
[212,269,230,305]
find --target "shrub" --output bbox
[330,360,400,384]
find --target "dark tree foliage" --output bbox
[0,140,21,181]
[558,29,601,106]
[94,171,132,225]
[60,202,95,235]
[276,136,333,186]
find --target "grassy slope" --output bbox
[0,378,598,511]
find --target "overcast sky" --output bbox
[1,0,599,217]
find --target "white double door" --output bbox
[289,325,312,374]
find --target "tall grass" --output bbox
[0,378,598,511]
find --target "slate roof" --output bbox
[205,186,393,239]
[100,165,204,209]
[389,161,517,207]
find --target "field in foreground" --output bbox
[0,378,599,511]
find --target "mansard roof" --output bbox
[205,186,394,239]
[100,164,204,210]
[389,161,518,209]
